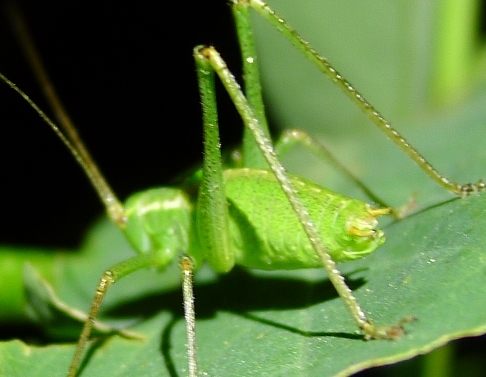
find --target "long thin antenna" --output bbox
[6,3,125,225]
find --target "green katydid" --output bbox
[1,1,484,376]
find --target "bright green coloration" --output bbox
[247,0,484,197]
[1,1,484,376]
[123,169,386,273]
[191,43,409,345]
[433,0,481,103]
[123,188,192,265]
[222,169,386,268]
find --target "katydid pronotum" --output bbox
[1,1,484,376]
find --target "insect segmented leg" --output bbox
[180,256,197,377]
[195,44,410,340]
[247,0,485,197]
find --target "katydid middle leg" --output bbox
[274,129,392,211]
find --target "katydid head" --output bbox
[123,188,193,266]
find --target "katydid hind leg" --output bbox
[224,0,411,339]
[195,44,410,340]
[249,0,484,197]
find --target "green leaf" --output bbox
[1,191,486,376]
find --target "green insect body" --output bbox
[123,167,388,275]
[223,169,388,268]
[123,187,193,268]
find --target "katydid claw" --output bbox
[361,316,417,340]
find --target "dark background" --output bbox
[0,0,244,248]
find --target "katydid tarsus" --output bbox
[2,1,484,376]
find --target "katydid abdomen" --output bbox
[224,169,387,270]
[122,168,388,273]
